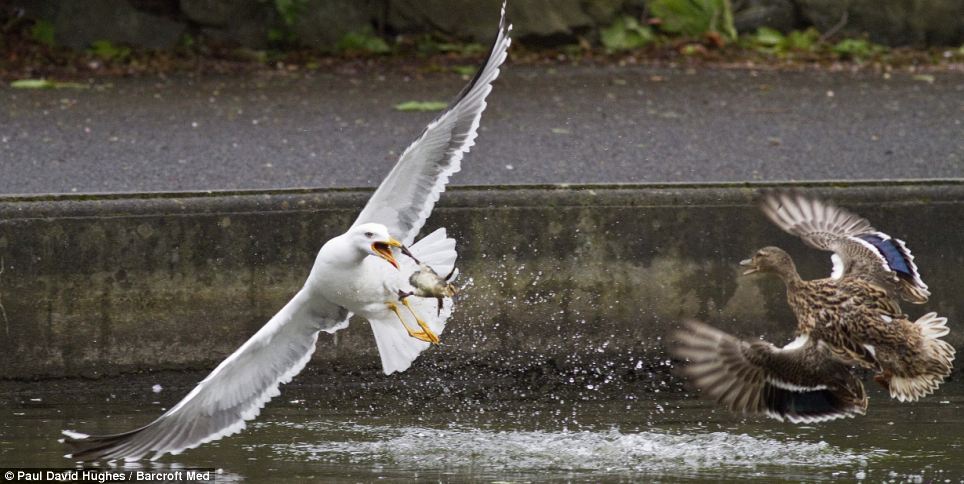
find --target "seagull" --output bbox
[61,4,512,462]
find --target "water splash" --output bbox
[251,422,881,478]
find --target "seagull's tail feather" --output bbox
[370,312,439,375]
[374,227,456,375]
[407,227,457,276]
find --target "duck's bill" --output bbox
[739,258,758,275]
[373,238,403,269]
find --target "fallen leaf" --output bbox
[394,100,448,112]
[11,79,88,89]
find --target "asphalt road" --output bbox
[1,64,961,195]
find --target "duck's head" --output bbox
[350,223,404,269]
[740,246,795,276]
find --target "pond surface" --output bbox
[2,380,962,482]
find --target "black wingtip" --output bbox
[446,1,511,108]
[60,426,148,462]
[762,384,867,424]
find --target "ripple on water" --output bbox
[249,422,881,477]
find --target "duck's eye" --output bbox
[364,232,374,238]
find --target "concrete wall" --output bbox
[1,181,961,380]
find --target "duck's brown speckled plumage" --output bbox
[752,246,954,400]
[673,192,955,424]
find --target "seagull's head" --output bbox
[351,223,404,270]
[740,246,793,276]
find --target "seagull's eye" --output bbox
[364,232,374,238]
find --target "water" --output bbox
[2,379,962,482]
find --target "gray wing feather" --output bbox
[760,191,893,281]
[352,4,511,245]
[672,321,867,424]
[62,287,349,462]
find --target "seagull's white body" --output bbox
[61,3,511,462]
[312,234,402,316]
[313,227,456,373]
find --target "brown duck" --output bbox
[673,192,955,423]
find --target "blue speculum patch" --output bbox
[857,234,913,276]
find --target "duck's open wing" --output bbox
[352,3,511,245]
[61,288,350,462]
[760,191,929,303]
[671,321,867,424]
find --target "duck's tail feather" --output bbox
[885,312,955,402]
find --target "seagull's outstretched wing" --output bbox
[671,321,868,424]
[61,288,349,462]
[352,3,511,245]
[760,191,929,303]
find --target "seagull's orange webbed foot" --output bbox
[401,297,441,345]
[387,301,439,345]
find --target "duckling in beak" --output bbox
[400,246,459,316]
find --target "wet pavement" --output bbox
[1,65,961,196]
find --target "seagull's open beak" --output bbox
[372,237,403,270]
[740,258,759,275]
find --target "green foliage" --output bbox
[785,29,820,51]
[436,42,485,55]
[11,79,88,89]
[416,36,485,56]
[274,0,308,27]
[178,33,196,51]
[832,38,887,60]
[749,27,819,54]
[394,100,448,112]
[336,29,391,54]
[30,20,55,47]
[680,43,705,55]
[649,0,736,40]
[600,15,655,51]
[267,27,296,46]
[752,27,783,47]
[451,65,476,76]
[89,40,131,61]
